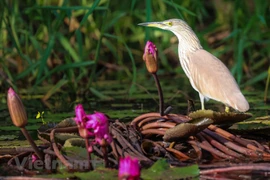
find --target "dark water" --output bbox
[0,79,269,178]
[0,79,269,138]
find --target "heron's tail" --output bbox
[229,92,249,112]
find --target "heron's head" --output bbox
[138,19,201,51]
[138,19,192,34]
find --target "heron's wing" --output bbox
[187,49,249,112]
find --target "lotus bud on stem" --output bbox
[143,41,165,116]
[118,156,140,180]
[7,88,44,160]
[143,41,158,74]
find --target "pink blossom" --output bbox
[143,41,157,60]
[85,112,112,145]
[74,105,112,145]
[74,104,86,124]
[118,156,140,180]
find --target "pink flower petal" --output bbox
[31,154,38,163]
[74,104,86,124]
[74,106,112,143]
[144,41,157,59]
[118,156,140,180]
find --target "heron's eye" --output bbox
[167,21,173,26]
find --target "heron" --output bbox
[139,19,249,112]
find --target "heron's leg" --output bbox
[199,93,205,110]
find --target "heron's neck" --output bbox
[173,30,202,79]
[175,30,202,56]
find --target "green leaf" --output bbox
[38,167,118,180]
[35,34,55,85]
[123,43,137,95]
[241,71,268,86]
[36,111,41,119]
[89,87,113,100]
[141,159,199,179]
[162,0,196,16]
[15,62,40,80]
[58,34,80,62]
[79,0,102,27]
[42,79,69,101]
[34,61,95,85]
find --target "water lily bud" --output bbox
[118,156,140,180]
[143,41,158,74]
[7,88,27,128]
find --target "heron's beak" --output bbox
[138,22,166,29]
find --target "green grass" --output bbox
[0,0,269,103]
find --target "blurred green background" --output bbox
[0,0,269,109]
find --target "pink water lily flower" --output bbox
[74,104,91,138]
[118,156,140,180]
[74,104,112,145]
[85,111,112,145]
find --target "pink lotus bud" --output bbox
[7,88,27,128]
[143,41,158,74]
[118,156,140,180]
